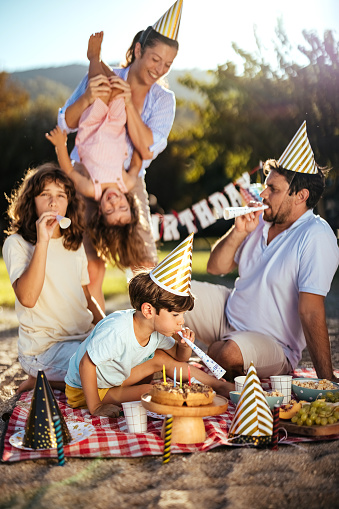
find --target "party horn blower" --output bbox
[52,415,65,466]
[223,205,268,220]
[178,331,226,379]
[162,415,173,464]
[56,215,71,229]
[271,404,280,451]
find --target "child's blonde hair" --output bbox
[5,162,85,250]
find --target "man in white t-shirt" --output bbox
[185,122,339,381]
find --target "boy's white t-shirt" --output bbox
[2,234,94,356]
[65,309,176,389]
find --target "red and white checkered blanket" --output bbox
[2,367,339,463]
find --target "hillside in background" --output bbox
[10,64,210,102]
[9,65,211,129]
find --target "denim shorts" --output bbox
[18,340,82,381]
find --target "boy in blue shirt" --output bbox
[65,234,233,417]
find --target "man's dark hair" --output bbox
[263,159,329,209]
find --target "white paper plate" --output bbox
[9,421,95,451]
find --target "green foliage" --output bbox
[0,72,68,242]
[150,26,339,229]
[1,26,339,236]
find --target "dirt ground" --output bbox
[1,289,339,509]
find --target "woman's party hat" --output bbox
[23,370,72,449]
[228,363,273,447]
[278,121,318,174]
[150,232,193,296]
[152,0,183,41]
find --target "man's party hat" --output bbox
[228,363,273,446]
[23,370,72,449]
[278,121,318,174]
[152,0,183,41]
[150,232,193,296]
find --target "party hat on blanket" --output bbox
[150,232,193,296]
[228,362,273,446]
[152,0,183,41]
[278,121,318,174]
[23,370,72,449]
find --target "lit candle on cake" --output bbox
[173,367,176,387]
[180,367,182,388]
[188,365,191,386]
[163,364,167,385]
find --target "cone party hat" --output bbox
[150,232,193,296]
[228,363,273,446]
[23,370,72,449]
[278,121,318,174]
[152,0,183,41]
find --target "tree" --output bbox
[151,27,339,229]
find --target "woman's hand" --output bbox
[108,76,132,105]
[84,74,112,106]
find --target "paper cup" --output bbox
[121,400,147,433]
[270,375,292,404]
[56,215,71,229]
[234,376,246,392]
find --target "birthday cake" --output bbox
[150,382,215,407]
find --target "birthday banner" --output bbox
[151,172,263,241]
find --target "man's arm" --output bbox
[207,225,246,275]
[207,207,263,275]
[299,292,338,382]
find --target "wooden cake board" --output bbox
[141,393,228,444]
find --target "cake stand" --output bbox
[141,393,228,444]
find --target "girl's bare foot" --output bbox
[17,375,36,394]
[87,31,103,61]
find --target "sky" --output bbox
[1,0,339,73]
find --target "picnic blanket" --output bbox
[2,367,339,463]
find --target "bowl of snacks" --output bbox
[229,390,284,410]
[292,378,339,402]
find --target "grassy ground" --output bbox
[0,238,235,308]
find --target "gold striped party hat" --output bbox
[150,232,193,296]
[278,121,318,174]
[152,0,183,41]
[229,363,273,440]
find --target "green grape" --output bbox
[300,413,308,422]
[311,400,321,408]
[310,414,317,423]
[299,407,307,415]
[315,417,322,425]
[320,418,328,426]
[297,419,304,426]
[328,416,336,425]
[306,418,313,426]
